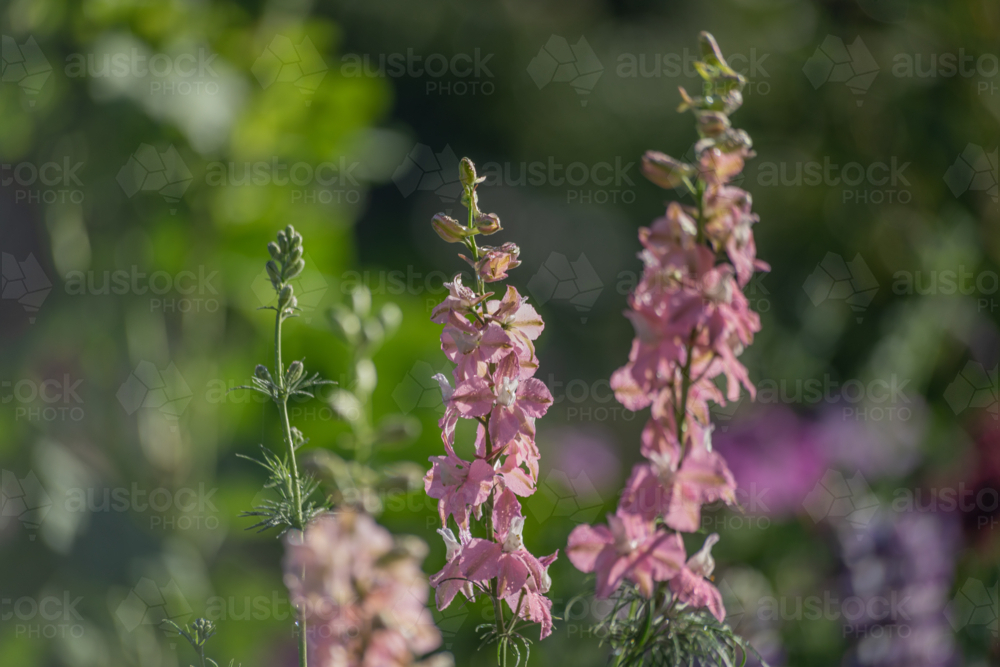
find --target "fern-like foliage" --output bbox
[573,584,766,667]
[238,445,327,534]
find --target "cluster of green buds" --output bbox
[642,32,754,191]
[266,225,305,318]
[328,284,403,357]
[314,284,423,513]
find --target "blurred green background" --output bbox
[2,0,999,665]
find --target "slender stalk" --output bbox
[275,308,308,667]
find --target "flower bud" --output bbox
[459,157,479,189]
[285,258,305,281]
[277,231,288,253]
[285,360,304,385]
[254,365,272,382]
[697,111,730,138]
[432,213,473,243]
[267,242,281,260]
[641,151,695,189]
[351,285,372,317]
[328,305,362,342]
[698,31,729,69]
[288,245,303,263]
[355,358,377,396]
[474,243,521,283]
[278,284,294,308]
[378,303,402,337]
[266,260,281,287]
[474,212,502,235]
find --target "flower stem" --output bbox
[275,307,308,667]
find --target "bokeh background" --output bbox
[2,0,999,665]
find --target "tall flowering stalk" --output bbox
[236,228,446,667]
[566,33,768,666]
[423,158,558,665]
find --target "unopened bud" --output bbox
[278,284,294,308]
[432,213,473,243]
[351,286,372,317]
[255,365,272,382]
[285,360,305,385]
[641,151,695,189]
[277,231,288,253]
[267,242,281,260]
[285,258,305,281]
[698,32,729,69]
[459,157,480,189]
[474,212,502,235]
[378,303,402,337]
[697,111,731,138]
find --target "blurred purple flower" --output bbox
[543,426,621,494]
[714,406,828,517]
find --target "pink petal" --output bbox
[496,553,530,598]
[489,405,522,448]
[566,524,613,573]
[492,487,522,539]
[451,376,494,417]
[460,538,502,583]
[517,377,553,418]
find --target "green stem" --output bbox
[275,306,308,667]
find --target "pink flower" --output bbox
[423,454,494,528]
[566,510,686,598]
[619,436,737,532]
[487,353,553,448]
[463,242,522,283]
[440,318,511,381]
[669,533,725,621]
[430,275,490,324]
[429,527,475,610]
[459,491,556,604]
[501,550,558,639]
[485,286,544,376]
[283,511,441,667]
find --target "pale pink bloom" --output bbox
[485,286,544,376]
[283,511,441,667]
[619,436,737,532]
[440,318,511,381]
[669,533,725,621]
[430,275,490,324]
[461,501,554,600]
[487,353,552,447]
[463,242,522,283]
[423,454,494,528]
[429,527,475,610]
[699,146,749,185]
[501,550,558,639]
[566,510,686,598]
